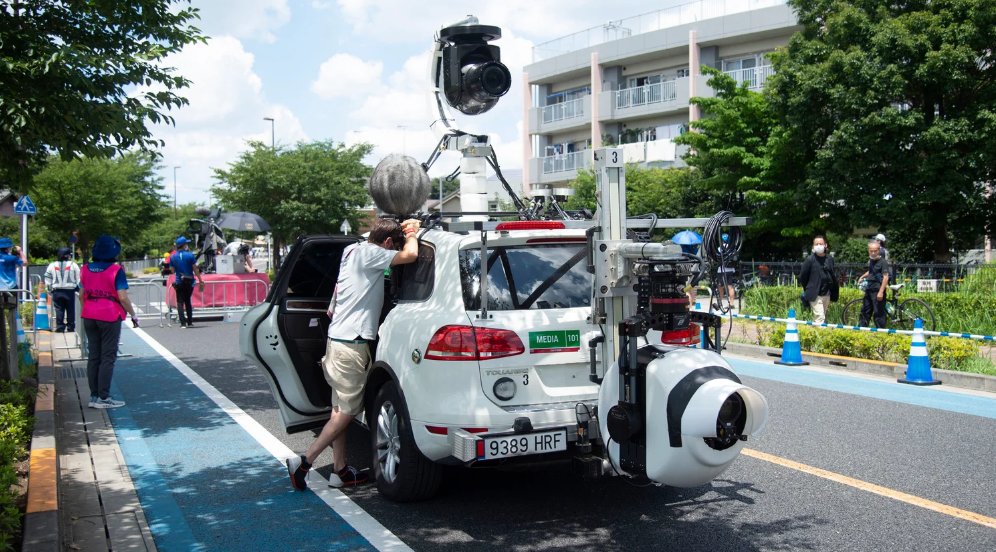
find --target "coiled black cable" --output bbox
[703,211,744,346]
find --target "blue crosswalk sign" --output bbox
[14,196,36,216]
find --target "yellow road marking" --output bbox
[26,448,57,513]
[743,449,996,529]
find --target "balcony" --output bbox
[542,151,588,174]
[531,0,789,62]
[616,80,681,110]
[543,97,585,123]
[724,65,775,89]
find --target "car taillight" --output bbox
[661,323,702,347]
[425,325,524,361]
[495,221,566,231]
[475,327,525,359]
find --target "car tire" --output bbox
[369,381,443,502]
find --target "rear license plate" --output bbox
[479,430,567,460]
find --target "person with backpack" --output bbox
[44,247,81,332]
[799,236,839,324]
[80,235,140,409]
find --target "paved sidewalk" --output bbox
[51,330,158,552]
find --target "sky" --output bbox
[156,0,685,205]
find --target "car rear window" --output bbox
[459,244,592,311]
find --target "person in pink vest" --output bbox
[80,235,139,409]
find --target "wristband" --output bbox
[404,228,417,236]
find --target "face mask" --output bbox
[869,253,879,260]
[813,245,825,254]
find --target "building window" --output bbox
[488,202,500,212]
[676,68,690,78]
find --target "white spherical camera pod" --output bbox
[425,16,522,221]
[588,152,769,487]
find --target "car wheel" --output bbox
[370,381,443,502]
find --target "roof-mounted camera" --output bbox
[438,18,511,115]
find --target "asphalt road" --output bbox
[141,320,996,552]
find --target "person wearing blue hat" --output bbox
[80,235,139,409]
[169,236,204,328]
[0,238,26,290]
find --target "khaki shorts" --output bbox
[321,339,371,416]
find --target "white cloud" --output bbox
[311,0,334,9]
[335,0,629,44]
[143,36,308,205]
[311,53,384,99]
[195,0,292,43]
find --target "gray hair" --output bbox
[369,153,431,216]
[868,241,880,249]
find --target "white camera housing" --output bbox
[597,346,768,487]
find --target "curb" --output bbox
[725,341,996,393]
[22,331,58,552]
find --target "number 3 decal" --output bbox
[611,151,618,163]
[523,374,529,386]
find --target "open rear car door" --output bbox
[243,235,359,433]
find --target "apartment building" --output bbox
[521,0,801,196]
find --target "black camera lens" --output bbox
[718,393,743,424]
[464,61,511,103]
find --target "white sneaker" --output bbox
[92,397,125,409]
[87,396,97,408]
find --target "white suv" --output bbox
[240,225,599,501]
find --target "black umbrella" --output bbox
[216,212,271,232]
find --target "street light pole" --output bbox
[263,117,275,150]
[173,166,181,219]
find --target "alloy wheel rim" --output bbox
[376,401,401,483]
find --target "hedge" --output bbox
[740,286,996,336]
[733,321,996,376]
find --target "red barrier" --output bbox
[166,273,269,308]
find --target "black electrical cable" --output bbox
[444,166,460,182]
[703,211,744,347]
[486,153,529,213]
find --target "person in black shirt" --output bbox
[799,236,838,323]
[858,241,890,328]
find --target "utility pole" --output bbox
[263,117,275,150]
[263,117,277,270]
[173,166,181,219]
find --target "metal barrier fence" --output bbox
[161,279,269,327]
[26,258,159,284]
[730,313,996,342]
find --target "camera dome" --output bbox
[368,154,431,216]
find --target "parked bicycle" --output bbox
[840,283,936,330]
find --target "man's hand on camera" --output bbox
[401,219,421,235]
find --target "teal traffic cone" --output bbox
[34,291,50,331]
[898,319,940,386]
[16,317,31,366]
[775,309,809,366]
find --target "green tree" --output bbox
[429,177,461,201]
[30,153,166,259]
[0,217,61,263]
[567,165,709,224]
[212,140,373,269]
[0,0,205,187]
[766,0,996,261]
[674,67,831,259]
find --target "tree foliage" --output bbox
[30,153,166,259]
[0,0,205,187]
[674,67,838,259]
[212,140,374,268]
[429,177,461,201]
[765,0,996,261]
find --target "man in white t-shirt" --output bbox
[287,217,420,490]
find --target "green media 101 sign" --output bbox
[528,330,581,354]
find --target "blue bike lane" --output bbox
[103,327,400,552]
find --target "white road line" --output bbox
[129,326,413,552]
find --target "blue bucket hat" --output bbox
[176,236,191,246]
[92,235,121,260]
[0,238,12,249]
